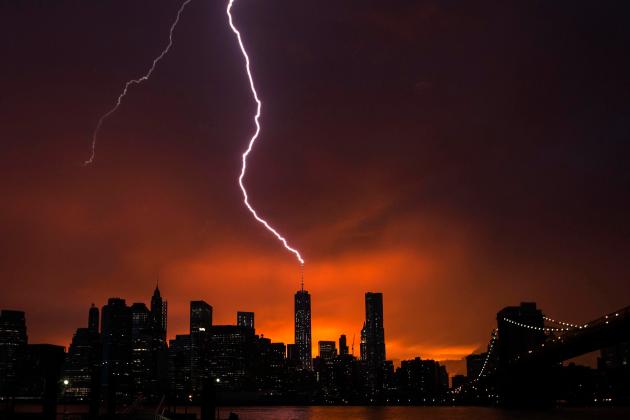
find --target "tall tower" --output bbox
[294,278,312,370]
[339,334,349,356]
[365,292,386,393]
[88,303,99,333]
[150,283,167,343]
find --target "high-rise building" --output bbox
[88,304,99,333]
[150,284,167,343]
[0,310,27,397]
[190,301,212,333]
[130,302,161,398]
[237,311,254,330]
[130,303,150,342]
[101,298,133,401]
[167,334,193,401]
[318,341,337,360]
[365,292,386,364]
[294,289,312,370]
[339,334,349,356]
[20,344,65,416]
[204,325,255,390]
[61,327,101,400]
[364,292,386,393]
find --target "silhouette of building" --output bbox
[100,297,133,402]
[129,302,163,399]
[339,334,349,356]
[466,353,486,379]
[19,344,65,417]
[167,334,193,401]
[204,325,256,390]
[395,357,448,402]
[451,374,467,389]
[319,341,337,360]
[294,289,312,370]
[88,303,99,333]
[237,311,254,330]
[287,343,297,363]
[61,326,100,400]
[190,300,212,333]
[150,284,167,344]
[0,310,27,398]
[364,292,386,393]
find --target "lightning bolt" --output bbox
[226,0,305,266]
[84,0,193,166]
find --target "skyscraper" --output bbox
[150,284,167,343]
[237,311,254,330]
[364,292,386,393]
[339,334,349,356]
[61,327,101,400]
[190,301,212,333]
[0,310,27,397]
[88,304,99,333]
[294,289,312,370]
[100,298,133,401]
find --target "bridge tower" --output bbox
[496,302,552,407]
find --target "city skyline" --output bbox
[2,284,628,409]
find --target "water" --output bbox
[207,407,630,420]
[7,404,630,419]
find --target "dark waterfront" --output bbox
[132,406,630,420]
[8,405,630,420]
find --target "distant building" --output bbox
[287,343,298,363]
[19,344,65,416]
[0,310,27,397]
[318,341,337,360]
[130,302,162,400]
[61,327,100,400]
[167,334,193,401]
[204,325,256,390]
[294,289,312,370]
[88,304,99,333]
[364,292,386,393]
[466,353,486,380]
[150,285,167,344]
[237,311,255,330]
[190,301,213,333]
[451,374,467,389]
[339,334,349,356]
[101,297,133,401]
[395,357,448,402]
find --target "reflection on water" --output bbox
[7,404,630,420]
[209,406,630,420]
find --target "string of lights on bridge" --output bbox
[451,328,498,395]
[501,315,591,332]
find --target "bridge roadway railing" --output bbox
[508,304,630,366]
